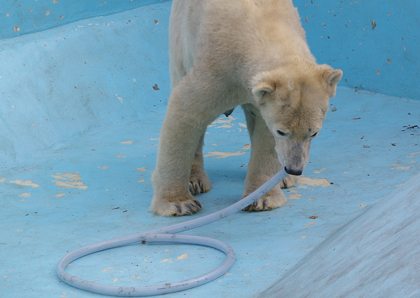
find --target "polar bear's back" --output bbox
[169,0,310,87]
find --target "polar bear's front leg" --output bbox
[151,115,204,216]
[241,106,297,211]
[151,78,215,216]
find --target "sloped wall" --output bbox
[0,0,170,39]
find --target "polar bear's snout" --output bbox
[275,138,311,177]
[284,166,303,176]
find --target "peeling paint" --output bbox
[50,172,88,190]
[313,168,326,174]
[288,189,301,200]
[242,144,251,149]
[101,267,116,272]
[121,141,133,144]
[160,258,172,263]
[176,254,189,260]
[136,167,147,172]
[296,176,331,188]
[391,166,410,170]
[408,152,420,158]
[0,178,5,182]
[9,180,39,188]
[116,154,126,158]
[212,115,236,124]
[18,193,31,197]
[204,151,246,159]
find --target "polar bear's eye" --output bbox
[311,132,318,138]
[277,130,287,137]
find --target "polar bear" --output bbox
[151,0,342,216]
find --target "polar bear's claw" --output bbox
[151,195,203,216]
[189,181,205,195]
[188,170,211,196]
[243,191,288,212]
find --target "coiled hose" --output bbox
[56,168,288,296]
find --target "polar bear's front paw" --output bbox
[151,194,202,216]
[188,170,211,195]
[243,190,288,212]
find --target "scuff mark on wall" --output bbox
[115,94,124,103]
[50,172,88,190]
[371,20,377,30]
[304,221,315,227]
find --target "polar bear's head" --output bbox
[251,63,342,176]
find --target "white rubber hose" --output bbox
[56,168,288,296]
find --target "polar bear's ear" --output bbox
[323,69,343,97]
[252,81,275,103]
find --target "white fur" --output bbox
[151,0,342,216]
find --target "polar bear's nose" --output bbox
[285,167,303,176]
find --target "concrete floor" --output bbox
[1,2,420,297]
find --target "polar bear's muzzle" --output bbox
[284,165,303,176]
[276,139,311,176]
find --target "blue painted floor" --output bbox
[1,2,420,297]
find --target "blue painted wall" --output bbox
[1,0,418,99]
[0,0,169,40]
[296,0,420,100]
